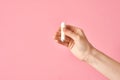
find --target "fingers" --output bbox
[54,24,84,48]
[54,26,74,48]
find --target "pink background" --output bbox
[0,0,120,80]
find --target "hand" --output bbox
[54,25,94,61]
[55,25,120,80]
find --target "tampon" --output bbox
[61,22,65,42]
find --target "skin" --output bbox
[54,25,120,80]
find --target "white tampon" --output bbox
[61,22,66,42]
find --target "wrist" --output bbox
[83,47,99,63]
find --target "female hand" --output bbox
[55,24,120,80]
[54,25,94,61]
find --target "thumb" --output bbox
[64,28,77,41]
